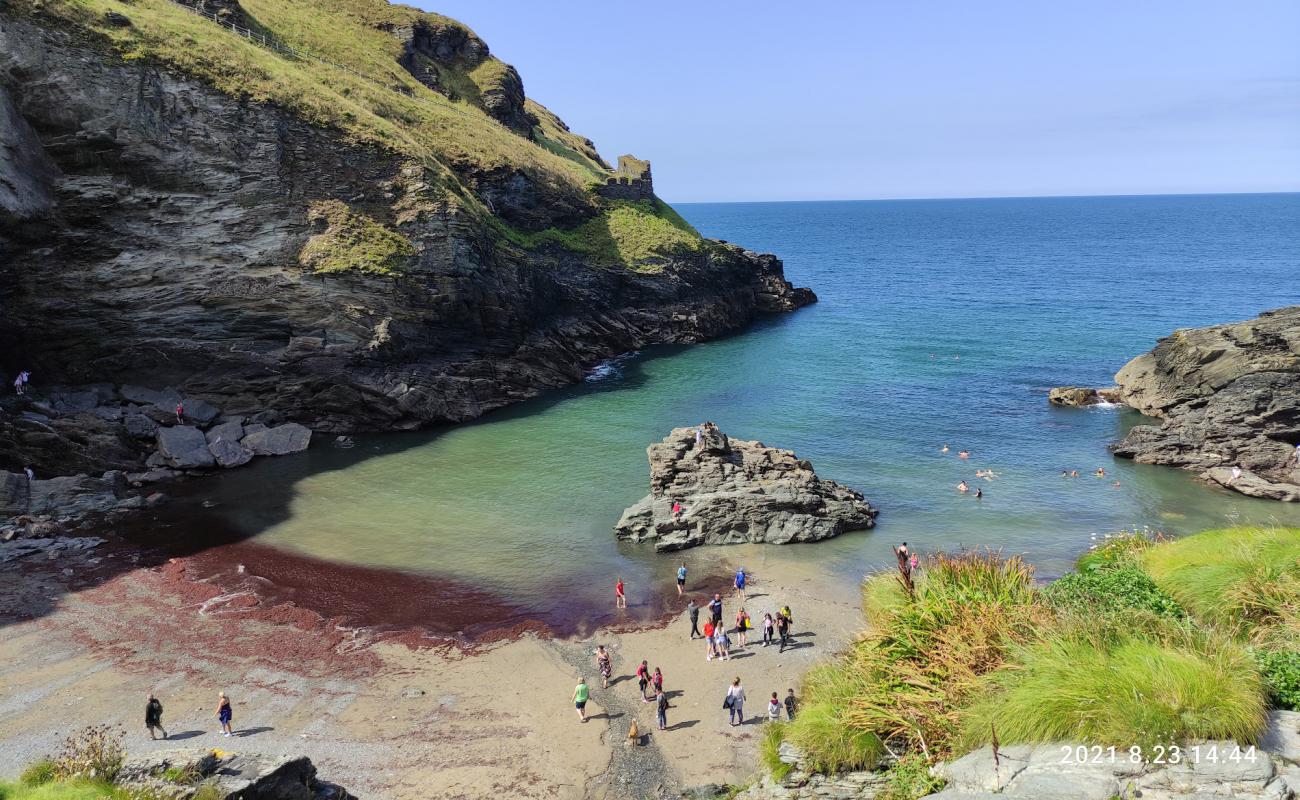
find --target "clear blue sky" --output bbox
[422,1,1300,203]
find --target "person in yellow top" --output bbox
[573,677,590,723]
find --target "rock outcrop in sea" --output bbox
[614,426,877,551]
[1055,306,1300,501]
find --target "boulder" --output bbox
[48,389,100,415]
[1109,306,1300,501]
[206,420,245,444]
[209,437,254,468]
[125,412,160,440]
[27,472,125,515]
[1262,710,1300,765]
[156,425,216,468]
[183,397,221,424]
[115,748,353,800]
[241,423,312,456]
[614,426,877,551]
[0,470,30,516]
[1047,386,1121,407]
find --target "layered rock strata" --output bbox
[615,426,877,551]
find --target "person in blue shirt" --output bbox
[734,568,747,603]
[676,563,687,596]
[709,593,723,626]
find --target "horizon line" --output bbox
[667,189,1300,206]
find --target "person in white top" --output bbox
[767,692,781,721]
[725,677,746,726]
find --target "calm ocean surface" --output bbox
[184,193,1300,629]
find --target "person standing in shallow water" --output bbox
[734,568,747,604]
[573,677,589,722]
[615,578,626,608]
[216,692,233,737]
[145,693,167,740]
[687,599,701,639]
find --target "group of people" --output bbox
[141,691,235,739]
[11,369,30,395]
[692,421,721,449]
[1061,467,1121,487]
[577,566,802,730]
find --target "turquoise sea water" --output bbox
[184,193,1300,631]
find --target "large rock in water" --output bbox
[614,426,877,551]
[157,425,217,469]
[1109,306,1300,501]
[242,423,312,456]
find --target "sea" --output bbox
[134,193,1300,636]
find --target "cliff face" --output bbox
[1111,307,1300,501]
[0,3,813,472]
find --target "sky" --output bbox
[421,1,1300,203]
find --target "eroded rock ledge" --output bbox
[614,426,877,551]
[1053,307,1300,502]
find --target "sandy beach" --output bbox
[0,538,864,799]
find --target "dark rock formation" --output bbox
[116,747,353,800]
[615,426,877,551]
[0,11,814,474]
[1047,386,1121,407]
[1108,307,1300,501]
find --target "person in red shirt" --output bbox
[615,578,626,608]
[636,660,652,701]
[703,619,716,660]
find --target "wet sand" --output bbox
[0,535,863,799]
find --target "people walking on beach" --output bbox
[652,666,664,698]
[595,645,612,689]
[687,599,701,639]
[784,688,798,720]
[677,562,687,595]
[615,578,626,608]
[573,677,589,722]
[216,692,234,736]
[776,609,791,652]
[725,678,745,726]
[762,612,775,646]
[145,693,167,740]
[703,619,717,660]
[714,624,731,660]
[767,692,781,722]
[734,568,747,603]
[655,687,669,731]
[636,660,652,701]
[709,593,723,626]
[735,608,751,647]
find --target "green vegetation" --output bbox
[18,762,55,788]
[962,616,1265,751]
[877,753,945,800]
[1258,650,1300,710]
[766,527,1300,787]
[501,199,703,271]
[759,721,793,783]
[299,200,415,275]
[0,779,129,800]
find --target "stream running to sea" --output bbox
[133,193,1300,636]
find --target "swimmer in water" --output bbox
[974,487,983,499]
[1094,468,1106,477]
[1061,470,1070,478]
[1070,470,1079,478]
[1112,481,1122,488]
[957,480,969,493]
[941,444,949,453]
[958,450,970,459]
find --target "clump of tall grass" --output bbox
[789,552,1046,768]
[961,613,1267,751]
[759,722,794,783]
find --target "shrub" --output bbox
[1258,650,1300,710]
[18,761,55,787]
[300,200,415,276]
[1042,563,1183,617]
[1143,527,1300,633]
[878,753,945,800]
[1076,530,1162,572]
[785,663,886,773]
[961,616,1268,752]
[49,725,126,783]
[759,722,793,783]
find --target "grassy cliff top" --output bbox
[15,0,703,268]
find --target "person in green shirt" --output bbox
[573,677,590,722]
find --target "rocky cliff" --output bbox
[0,0,813,478]
[1110,307,1300,501]
[615,426,877,551]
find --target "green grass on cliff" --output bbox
[299,200,415,275]
[500,199,703,271]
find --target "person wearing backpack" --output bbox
[145,693,167,740]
